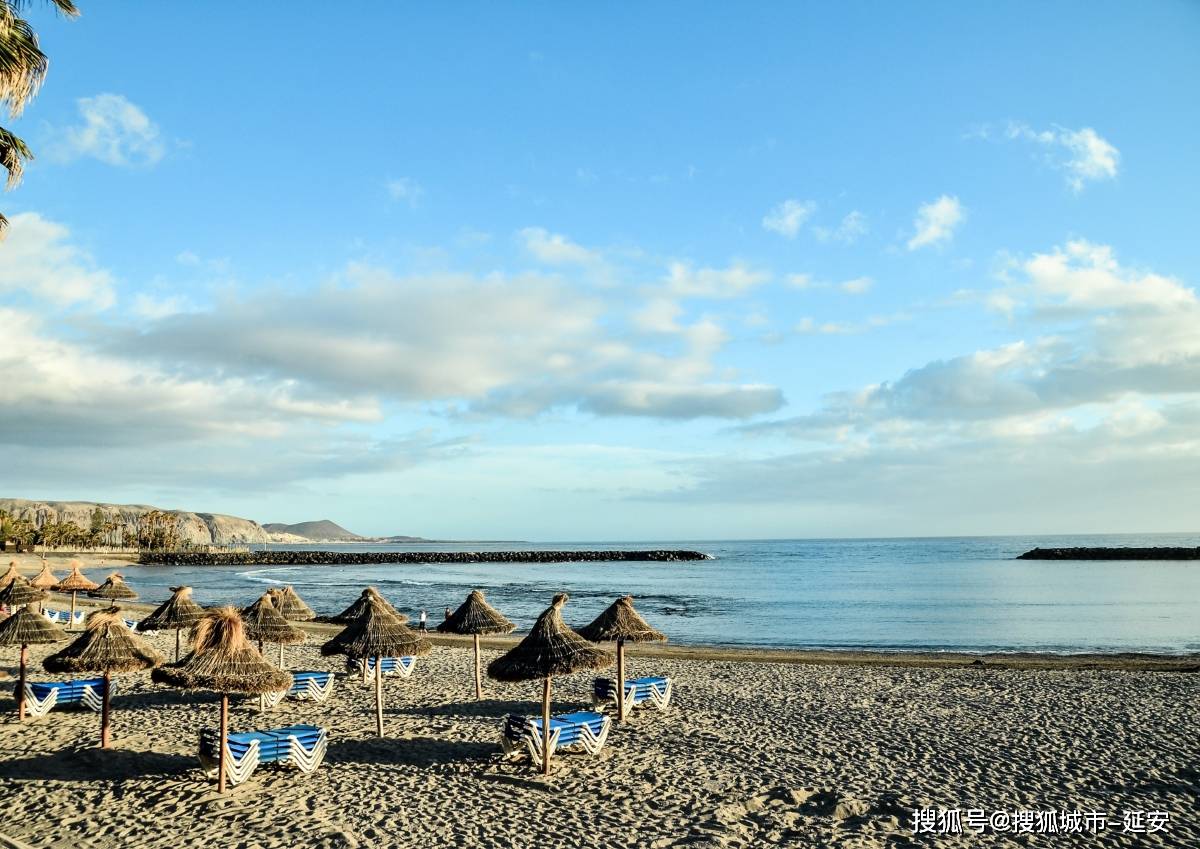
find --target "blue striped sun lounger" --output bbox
[262,671,336,708]
[21,678,109,717]
[500,710,611,768]
[592,675,674,717]
[198,724,329,786]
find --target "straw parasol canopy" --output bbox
[29,563,60,590]
[437,589,515,700]
[269,586,315,621]
[322,595,430,736]
[44,608,163,748]
[0,562,20,590]
[139,586,205,661]
[241,592,305,672]
[578,595,667,723]
[488,593,612,776]
[0,577,46,609]
[152,607,291,793]
[0,604,67,720]
[88,572,138,607]
[332,587,408,624]
[52,561,100,627]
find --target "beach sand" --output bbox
[0,592,1196,849]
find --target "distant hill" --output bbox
[262,519,364,541]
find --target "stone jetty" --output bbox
[139,549,714,566]
[1018,547,1200,560]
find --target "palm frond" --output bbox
[0,124,31,187]
[0,7,49,116]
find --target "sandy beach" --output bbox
[0,588,1196,849]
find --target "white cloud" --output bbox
[815,210,868,244]
[632,297,684,333]
[0,212,114,308]
[1005,123,1120,192]
[518,227,598,265]
[762,199,816,239]
[839,276,873,295]
[132,293,194,320]
[386,177,424,206]
[795,317,855,335]
[907,195,965,250]
[665,261,769,298]
[53,94,165,167]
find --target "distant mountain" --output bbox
[262,519,364,541]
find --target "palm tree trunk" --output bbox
[542,676,552,777]
[473,633,482,700]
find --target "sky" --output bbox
[2,2,1199,539]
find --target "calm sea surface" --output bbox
[108,534,1200,654]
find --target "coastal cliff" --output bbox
[0,498,304,546]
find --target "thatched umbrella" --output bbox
[88,572,137,608]
[152,607,290,792]
[437,589,515,700]
[321,595,430,736]
[578,595,667,723]
[0,562,20,590]
[43,608,163,748]
[0,576,44,611]
[139,586,205,661]
[488,593,612,776]
[332,587,409,624]
[0,604,67,720]
[53,561,99,627]
[241,592,305,667]
[269,586,315,621]
[29,563,60,590]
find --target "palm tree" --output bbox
[1,0,80,235]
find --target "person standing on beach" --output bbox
[419,609,428,631]
[444,606,452,621]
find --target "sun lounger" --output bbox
[261,671,336,708]
[345,656,417,677]
[198,724,328,786]
[500,710,611,768]
[20,678,108,717]
[41,609,85,626]
[592,675,673,716]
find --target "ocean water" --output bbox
[106,534,1200,654]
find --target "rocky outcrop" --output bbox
[0,498,306,546]
[1018,547,1200,560]
[141,549,715,566]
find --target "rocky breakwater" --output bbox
[1018,546,1200,560]
[141,549,714,566]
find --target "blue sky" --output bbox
[2,2,1199,538]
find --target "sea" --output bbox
[109,533,1200,655]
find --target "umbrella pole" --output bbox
[100,670,112,748]
[279,642,284,669]
[70,592,77,630]
[218,694,229,793]
[542,676,552,777]
[374,656,384,736]
[473,633,482,700]
[616,636,626,723]
[17,643,27,721]
[362,657,369,684]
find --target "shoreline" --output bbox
[7,554,1197,672]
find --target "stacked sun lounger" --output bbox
[20,678,108,717]
[500,711,611,768]
[198,724,329,786]
[261,671,336,708]
[345,656,417,677]
[41,609,86,626]
[592,675,673,716]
